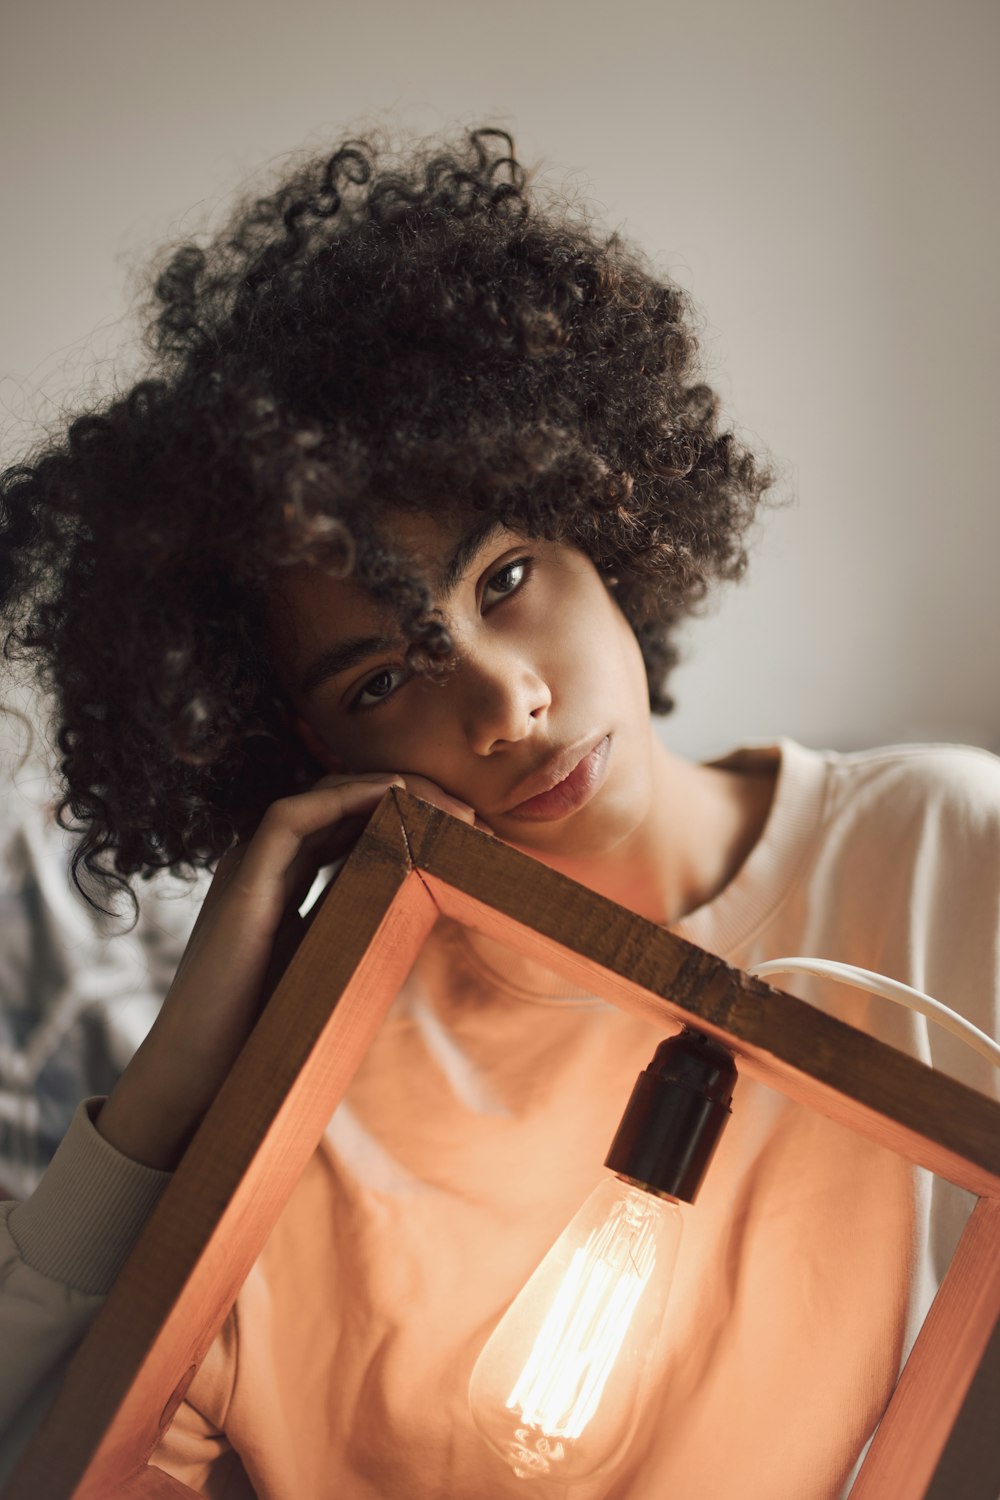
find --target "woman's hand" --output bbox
[96,772,485,1170]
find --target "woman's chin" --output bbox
[503,796,649,870]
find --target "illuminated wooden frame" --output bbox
[4,789,1000,1500]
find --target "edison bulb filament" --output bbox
[468,1176,683,1483]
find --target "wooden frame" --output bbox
[4,788,1000,1500]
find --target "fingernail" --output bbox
[441,795,471,815]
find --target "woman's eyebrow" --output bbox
[437,518,508,596]
[298,633,399,698]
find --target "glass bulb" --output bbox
[469,1174,683,1484]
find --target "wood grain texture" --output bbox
[404,797,1000,1196]
[923,1281,1000,1500]
[851,1195,1000,1499]
[5,789,998,1500]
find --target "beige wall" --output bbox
[3,0,998,758]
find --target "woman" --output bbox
[2,124,997,1498]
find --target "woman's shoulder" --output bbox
[820,739,1000,834]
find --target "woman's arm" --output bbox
[0,769,483,1478]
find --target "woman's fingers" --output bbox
[394,773,477,822]
[232,776,404,904]
[184,769,484,999]
[178,776,401,960]
[383,773,494,833]
[202,770,489,939]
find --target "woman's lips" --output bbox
[503,735,612,822]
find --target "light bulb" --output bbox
[469,1029,738,1485]
[469,1174,683,1483]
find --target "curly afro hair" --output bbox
[1,123,778,915]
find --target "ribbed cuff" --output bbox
[7,1097,172,1296]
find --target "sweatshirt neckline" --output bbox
[668,737,830,957]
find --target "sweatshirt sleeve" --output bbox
[0,1096,171,1479]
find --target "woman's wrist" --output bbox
[95,1061,206,1172]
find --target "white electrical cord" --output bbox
[745,958,1000,1069]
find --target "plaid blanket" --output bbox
[0,709,204,1197]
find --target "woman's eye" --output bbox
[483,556,532,607]
[352,666,405,711]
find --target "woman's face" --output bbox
[265,512,660,863]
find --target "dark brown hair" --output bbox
[0,124,779,914]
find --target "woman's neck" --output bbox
[462,735,778,991]
[578,737,775,926]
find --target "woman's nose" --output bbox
[460,653,551,755]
